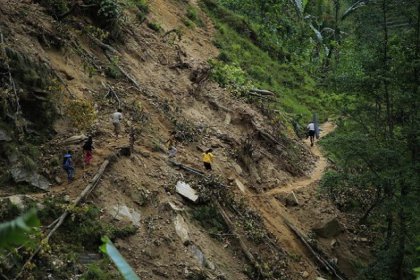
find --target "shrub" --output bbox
[97,0,121,25]
[147,22,162,32]
[65,99,97,131]
[38,0,70,18]
[191,204,229,238]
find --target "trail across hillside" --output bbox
[247,121,336,278]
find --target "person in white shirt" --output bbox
[307,122,315,147]
[112,109,123,138]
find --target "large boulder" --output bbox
[10,166,51,191]
[313,217,343,238]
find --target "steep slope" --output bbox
[0,1,354,279]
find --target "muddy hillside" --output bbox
[0,1,370,279]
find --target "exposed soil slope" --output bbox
[0,1,369,279]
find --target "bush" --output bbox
[191,204,229,238]
[38,0,70,18]
[147,22,162,32]
[97,0,121,24]
[65,99,97,132]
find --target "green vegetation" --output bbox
[201,0,330,127]
[0,209,40,249]
[315,0,420,279]
[81,260,121,280]
[147,21,162,32]
[186,5,204,27]
[191,204,229,238]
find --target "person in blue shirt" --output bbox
[63,151,75,183]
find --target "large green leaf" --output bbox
[100,236,140,280]
[0,209,40,248]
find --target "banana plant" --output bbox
[0,209,40,249]
[290,0,371,59]
[100,236,141,280]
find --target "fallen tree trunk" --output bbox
[248,92,275,100]
[213,200,266,278]
[14,156,115,280]
[250,89,276,96]
[169,160,205,176]
[88,34,118,54]
[168,160,266,277]
[283,218,346,280]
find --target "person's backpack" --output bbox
[63,156,72,169]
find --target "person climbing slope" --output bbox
[307,121,315,147]
[111,108,123,138]
[82,136,94,166]
[63,151,74,183]
[202,149,214,171]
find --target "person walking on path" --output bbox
[63,151,75,183]
[307,121,316,147]
[111,109,123,138]
[202,149,214,171]
[82,136,94,166]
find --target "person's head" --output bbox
[206,149,213,154]
[67,150,72,155]
[117,108,122,113]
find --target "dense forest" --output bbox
[0,0,419,279]
[205,0,420,278]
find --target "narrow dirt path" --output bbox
[246,121,336,277]
[265,121,335,196]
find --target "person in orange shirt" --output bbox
[202,149,214,171]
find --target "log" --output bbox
[14,157,113,280]
[250,89,276,96]
[102,82,121,107]
[283,218,346,280]
[103,51,153,98]
[169,160,205,176]
[87,34,118,54]
[213,200,266,278]
[248,92,275,100]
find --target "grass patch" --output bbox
[186,5,204,27]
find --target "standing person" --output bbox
[63,151,75,183]
[202,149,214,171]
[111,109,123,138]
[82,136,94,166]
[307,121,316,147]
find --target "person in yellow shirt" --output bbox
[202,149,214,171]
